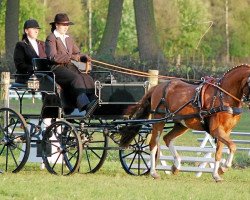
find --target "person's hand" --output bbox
[80,55,91,63]
[71,54,80,62]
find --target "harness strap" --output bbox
[151,81,171,114]
[200,105,242,116]
[155,106,242,121]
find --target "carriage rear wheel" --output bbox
[119,129,151,176]
[0,108,30,173]
[78,127,108,173]
[41,120,82,175]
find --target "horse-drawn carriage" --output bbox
[1,60,249,182]
[0,59,158,175]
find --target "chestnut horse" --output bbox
[120,64,250,181]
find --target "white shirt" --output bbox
[53,30,69,48]
[28,36,39,56]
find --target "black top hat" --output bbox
[50,13,74,25]
[24,19,41,30]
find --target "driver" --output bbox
[45,13,96,114]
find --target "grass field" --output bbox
[0,164,249,200]
[0,101,249,200]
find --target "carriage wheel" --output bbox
[79,128,108,173]
[119,130,151,176]
[0,108,30,173]
[41,120,82,175]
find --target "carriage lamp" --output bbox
[27,74,40,90]
[27,74,40,103]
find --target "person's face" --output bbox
[25,28,39,39]
[56,23,69,35]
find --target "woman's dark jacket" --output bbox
[14,38,47,83]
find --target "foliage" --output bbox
[230,0,250,58]
[116,0,137,57]
[91,0,109,54]
[45,0,87,49]
[0,0,6,55]
[19,0,46,40]
[0,0,249,73]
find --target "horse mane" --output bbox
[222,64,250,78]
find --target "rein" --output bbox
[92,59,248,106]
[205,81,242,103]
[92,59,176,79]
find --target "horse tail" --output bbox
[119,85,157,147]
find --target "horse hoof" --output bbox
[215,178,223,183]
[151,172,160,179]
[171,165,179,175]
[213,175,223,182]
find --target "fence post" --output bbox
[0,72,10,108]
[148,70,159,88]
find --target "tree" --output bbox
[5,0,19,72]
[133,0,166,69]
[96,0,124,60]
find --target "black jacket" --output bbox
[14,38,47,83]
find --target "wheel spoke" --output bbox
[0,144,6,155]
[63,154,73,171]
[128,151,138,171]
[10,143,26,153]
[122,150,135,159]
[9,148,18,167]
[51,152,62,170]
[67,150,78,162]
[85,149,92,171]
[5,146,9,171]
[140,153,150,170]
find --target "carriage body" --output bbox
[0,59,152,175]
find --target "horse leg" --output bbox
[217,134,236,175]
[163,123,188,175]
[213,140,224,181]
[212,130,236,182]
[149,122,165,179]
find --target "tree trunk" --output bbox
[96,0,124,60]
[5,0,19,72]
[134,0,166,69]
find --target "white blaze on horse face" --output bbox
[168,140,181,169]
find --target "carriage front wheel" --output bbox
[0,108,30,173]
[119,129,151,176]
[41,120,82,175]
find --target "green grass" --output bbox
[0,102,249,200]
[0,163,249,200]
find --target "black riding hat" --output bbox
[24,19,41,30]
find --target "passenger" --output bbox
[14,19,47,83]
[45,13,96,114]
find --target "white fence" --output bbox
[130,131,250,177]
[9,90,42,100]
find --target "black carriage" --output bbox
[0,58,155,175]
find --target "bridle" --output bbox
[245,76,250,102]
[201,75,250,111]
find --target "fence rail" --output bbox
[129,131,250,177]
